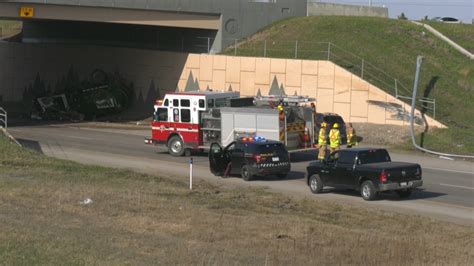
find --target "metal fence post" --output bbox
[327,43,331,60]
[234,39,237,56]
[361,59,365,79]
[207,38,211,54]
[295,40,298,59]
[394,79,398,98]
[264,40,267,57]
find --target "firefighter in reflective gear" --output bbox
[329,123,342,154]
[278,105,285,121]
[317,122,328,160]
[346,123,358,148]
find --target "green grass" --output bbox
[224,16,474,155]
[0,20,22,37]
[1,135,473,264]
[425,21,474,53]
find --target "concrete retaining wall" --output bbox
[308,2,388,18]
[0,42,443,127]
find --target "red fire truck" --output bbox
[145,91,317,156]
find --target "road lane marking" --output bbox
[439,183,474,190]
[424,167,474,175]
[68,135,93,140]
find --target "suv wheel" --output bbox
[309,174,323,194]
[241,165,253,181]
[396,189,412,199]
[168,136,184,157]
[360,180,377,201]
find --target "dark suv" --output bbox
[315,113,347,144]
[209,137,291,181]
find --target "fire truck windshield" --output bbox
[155,108,168,122]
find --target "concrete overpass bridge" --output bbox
[0,0,307,52]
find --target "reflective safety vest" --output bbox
[318,128,327,145]
[347,128,357,145]
[329,129,341,148]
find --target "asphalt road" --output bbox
[7,124,474,225]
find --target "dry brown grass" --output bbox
[0,135,473,265]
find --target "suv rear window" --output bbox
[247,143,287,155]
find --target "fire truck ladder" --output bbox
[254,95,316,106]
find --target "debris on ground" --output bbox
[79,198,94,205]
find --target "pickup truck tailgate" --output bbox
[376,162,421,182]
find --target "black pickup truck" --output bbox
[306,148,423,200]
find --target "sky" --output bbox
[319,1,474,23]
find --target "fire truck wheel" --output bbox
[241,165,253,181]
[168,136,185,157]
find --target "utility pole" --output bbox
[369,0,373,7]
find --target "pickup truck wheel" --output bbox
[309,174,323,194]
[168,136,185,157]
[361,181,377,201]
[241,165,253,181]
[396,189,412,199]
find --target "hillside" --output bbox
[224,16,473,155]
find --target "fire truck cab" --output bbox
[149,91,240,156]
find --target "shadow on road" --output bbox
[16,138,45,154]
[290,150,318,163]
[224,171,305,182]
[327,187,447,201]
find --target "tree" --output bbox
[398,12,407,20]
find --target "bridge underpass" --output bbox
[0,2,223,118]
[0,2,221,52]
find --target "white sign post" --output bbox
[189,157,193,190]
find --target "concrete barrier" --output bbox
[308,2,388,18]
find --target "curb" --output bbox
[1,127,22,147]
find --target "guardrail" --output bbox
[0,107,7,129]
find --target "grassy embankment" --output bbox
[0,135,473,264]
[223,17,474,155]
[0,20,22,38]
[426,21,474,53]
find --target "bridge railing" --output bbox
[0,107,7,129]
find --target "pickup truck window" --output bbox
[338,151,356,164]
[357,150,391,164]
[327,151,340,164]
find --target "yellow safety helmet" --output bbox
[277,105,284,112]
[321,122,327,128]
[333,123,339,129]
